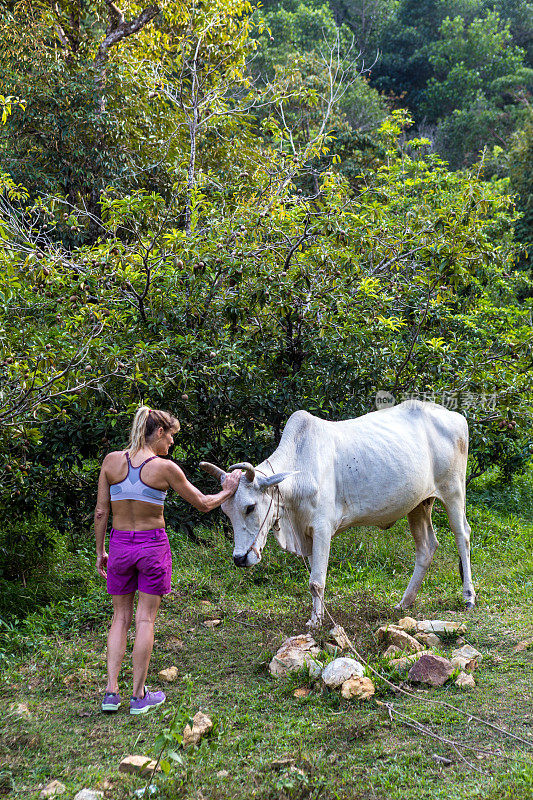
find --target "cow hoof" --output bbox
[464,602,475,611]
[394,602,410,611]
[306,618,321,630]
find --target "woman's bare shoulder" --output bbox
[102,450,127,466]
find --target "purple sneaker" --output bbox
[129,689,166,715]
[101,691,121,712]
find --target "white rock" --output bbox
[269,634,321,678]
[450,645,481,672]
[329,625,351,650]
[455,672,476,688]
[216,770,229,778]
[377,625,423,653]
[119,756,160,776]
[451,655,477,671]
[159,666,179,682]
[451,644,482,661]
[416,632,441,647]
[415,632,442,647]
[39,781,66,798]
[321,657,364,687]
[396,616,417,632]
[416,620,466,635]
[73,791,104,800]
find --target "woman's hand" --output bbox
[222,469,242,496]
[96,551,108,579]
[166,464,242,512]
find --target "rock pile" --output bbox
[269,617,483,698]
[269,627,375,700]
[380,617,482,689]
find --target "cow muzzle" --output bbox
[233,548,262,568]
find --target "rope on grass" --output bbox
[320,600,533,751]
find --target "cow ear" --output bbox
[257,471,298,490]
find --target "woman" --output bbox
[94,405,241,714]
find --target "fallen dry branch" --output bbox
[382,702,488,775]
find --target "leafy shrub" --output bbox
[0,513,65,582]
[0,513,91,621]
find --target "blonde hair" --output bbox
[128,405,180,455]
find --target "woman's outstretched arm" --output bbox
[165,462,241,512]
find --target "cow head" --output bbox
[200,461,296,567]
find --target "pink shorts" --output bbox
[107,528,172,596]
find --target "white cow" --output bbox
[200,400,475,627]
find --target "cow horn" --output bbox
[199,461,227,483]
[228,462,256,482]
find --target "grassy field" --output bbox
[1,470,533,800]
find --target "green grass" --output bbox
[1,469,533,799]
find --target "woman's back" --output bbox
[105,449,170,531]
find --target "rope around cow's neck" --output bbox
[242,459,281,560]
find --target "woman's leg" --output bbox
[132,591,162,698]
[106,593,135,693]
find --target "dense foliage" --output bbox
[259,0,533,255]
[0,0,532,620]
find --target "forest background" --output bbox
[1,0,533,627]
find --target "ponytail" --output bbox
[128,405,180,455]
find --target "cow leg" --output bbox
[307,530,332,628]
[443,498,475,609]
[397,498,438,609]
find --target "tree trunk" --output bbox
[185,46,201,237]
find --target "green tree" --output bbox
[422,11,529,121]
[509,108,533,268]
[0,0,160,233]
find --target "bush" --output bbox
[0,513,64,582]
[0,513,92,621]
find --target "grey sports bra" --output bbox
[109,452,167,506]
